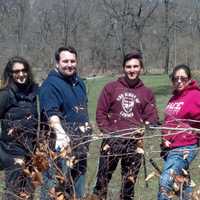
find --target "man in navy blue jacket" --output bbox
[39,46,91,199]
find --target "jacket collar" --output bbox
[50,68,79,85]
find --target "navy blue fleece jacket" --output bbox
[39,69,89,125]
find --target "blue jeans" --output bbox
[40,157,86,199]
[75,174,86,198]
[157,145,198,200]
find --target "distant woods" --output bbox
[0,0,200,80]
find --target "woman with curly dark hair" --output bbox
[0,56,38,200]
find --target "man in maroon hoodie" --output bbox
[93,50,159,200]
[158,64,200,200]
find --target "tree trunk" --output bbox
[164,0,170,74]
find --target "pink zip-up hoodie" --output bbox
[162,80,200,148]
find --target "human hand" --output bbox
[49,116,71,152]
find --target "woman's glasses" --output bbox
[172,76,188,83]
[12,68,27,74]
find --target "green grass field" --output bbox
[84,74,200,200]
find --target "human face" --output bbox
[124,58,142,80]
[172,69,190,92]
[57,50,77,77]
[12,62,28,84]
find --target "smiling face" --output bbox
[56,50,77,77]
[12,62,28,85]
[123,58,143,80]
[172,68,190,92]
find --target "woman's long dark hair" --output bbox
[1,56,34,89]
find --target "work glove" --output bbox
[55,132,70,152]
[54,124,71,152]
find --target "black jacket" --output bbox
[0,82,38,160]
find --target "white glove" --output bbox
[49,115,71,151]
[53,122,70,151]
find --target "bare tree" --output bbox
[9,0,30,55]
[51,0,85,46]
[163,0,170,74]
[100,0,158,64]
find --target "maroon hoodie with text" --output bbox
[162,80,200,148]
[96,77,159,134]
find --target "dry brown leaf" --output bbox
[31,168,43,185]
[191,180,196,187]
[174,175,185,184]
[59,147,71,158]
[32,180,42,188]
[173,182,180,192]
[66,156,77,168]
[70,195,78,200]
[65,145,72,155]
[66,159,74,168]
[135,147,144,154]
[137,139,144,148]
[103,144,110,151]
[23,168,31,176]
[128,176,135,183]
[192,186,200,200]
[8,128,14,136]
[32,153,49,172]
[19,192,30,199]
[145,172,156,181]
[181,168,188,176]
[56,175,65,183]
[49,187,56,199]
[183,150,189,160]
[57,192,65,200]
[84,193,100,200]
[49,150,58,160]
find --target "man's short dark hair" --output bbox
[55,46,78,62]
[123,49,143,68]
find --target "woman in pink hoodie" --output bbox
[158,64,200,200]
